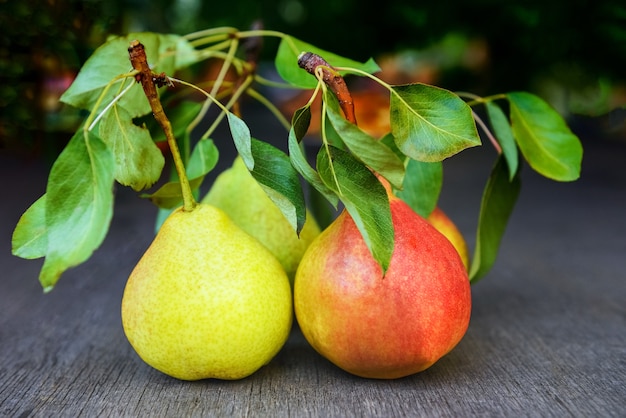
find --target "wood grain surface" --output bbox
[1,131,624,417]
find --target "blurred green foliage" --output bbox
[1,0,625,153]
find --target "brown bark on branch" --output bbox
[128,40,196,211]
[297,52,357,125]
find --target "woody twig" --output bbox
[297,52,356,125]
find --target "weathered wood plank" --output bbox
[1,135,625,417]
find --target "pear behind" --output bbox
[202,157,320,282]
[121,203,293,381]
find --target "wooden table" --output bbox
[1,126,624,417]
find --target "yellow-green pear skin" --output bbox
[202,157,320,282]
[427,207,470,271]
[121,203,293,381]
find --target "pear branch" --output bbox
[128,40,197,212]
[298,52,357,124]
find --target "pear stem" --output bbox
[165,118,197,212]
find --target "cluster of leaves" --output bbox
[11,29,583,291]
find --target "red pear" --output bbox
[294,195,471,379]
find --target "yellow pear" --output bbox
[426,207,470,271]
[121,203,293,381]
[202,156,320,282]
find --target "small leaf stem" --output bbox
[253,74,294,89]
[246,88,291,131]
[236,29,292,44]
[183,26,239,40]
[457,91,507,107]
[472,110,502,154]
[169,76,254,143]
[456,91,507,154]
[83,73,135,131]
[187,33,232,49]
[169,77,234,114]
[198,74,254,140]
[87,81,135,131]
[187,37,240,137]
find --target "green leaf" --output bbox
[390,83,481,162]
[324,92,405,189]
[486,101,519,180]
[249,138,306,234]
[317,146,394,273]
[98,105,165,191]
[143,177,205,209]
[379,133,404,159]
[186,138,219,179]
[508,92,583,181]
[173,34,201,69]
[291,105,312,139]
[287,107,339,208]
[12,194,47,259]
[396,159,443,218]
[469,156,521,283]
[275,35,380,89]
[60,33,198,117]
[227,112,253,170]
[39,130,115,291]
[322,107,346,150]
[144,139,218,209]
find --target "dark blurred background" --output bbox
[1,0,625,158]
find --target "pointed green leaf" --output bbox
[288,107,339,207]
[12,194,47,259]
[98,105,164,191]
[317,146,394,273]
[143,177,205,209]
[469,156,521,283]
[390,83,481,162]
[324,92,405,189]
[396,159,443,218]
[275,35,380,89]
[227,112,253,170]
[322,107,346,150]
[508,92,583,181]
[144,138,218,210]
[486,101,519,180]
[249,138,306,233]
[39,130,115,291]
[292,105,312,139]
[186,138,219,180]
[61,33,198,117]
